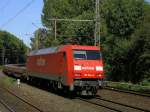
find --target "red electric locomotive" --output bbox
[27,45,104,95]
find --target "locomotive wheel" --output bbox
[91,87,98,95]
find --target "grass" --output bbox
[0,76,16,86]
[0,65,3,70]
[106,81,150,94]
[0,65,16,86]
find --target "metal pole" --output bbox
[2,47,5,65]
[54,20,57,40]
[94,0,97,46]
[37,34,39,49]
[95,0,100,46]
[34,32,38,50]
[98,0,100,47]
[47,18,95,43]
[48,18,94,41]
[32,22,40,49]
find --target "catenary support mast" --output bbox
[95,0,100,46]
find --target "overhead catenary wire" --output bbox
[48,18,94,22]
[47,18,95,40]
[0,0,35,29]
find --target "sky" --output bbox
[0,0,43,47]
[0,0,150,47]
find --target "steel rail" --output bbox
[96,97,150,112]
[0,99,16,112]
[0,87,44,112]
[104,87,150,98]
[78,98,122,112]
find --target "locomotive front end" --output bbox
[72,48,105,95]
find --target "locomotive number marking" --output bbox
[82,67,94,70]
[84,74,95,77]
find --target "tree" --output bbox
[101,0,150,83]
[128,16,150,83]
[101,0,145,37]
[0,31,27,64]
[42,0,95,45]
[41,0,150,83]
[30,28,48,50]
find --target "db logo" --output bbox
[82,67,94,70]
[37,57,46,66]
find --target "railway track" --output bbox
[104,87,150,98]
[76,87,150,112]
[78,96,150,112]
[0,99,16,112]
[0,87,44,112]
[78,98,122,112]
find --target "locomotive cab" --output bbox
[72,49,104,95]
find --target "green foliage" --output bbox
[140,79,150,86]
[102,22,150,83]
[101,0,150,83]
[101,0,145,36]
[30,28,48,50]
[0,30,27,64]
[128,22,150,82]
[38,0,150,84]
[0,76,16,86]
[107,81,150,94]
[42,0,95,45]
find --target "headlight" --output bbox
[74,65,81,70]
[96,66,103,71]
[74,73,81,76]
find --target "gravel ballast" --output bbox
[98,89,150,111]
[1,70,150,112]
[9,83,114,112]
[0,71,114,112]
[0,100,12,112]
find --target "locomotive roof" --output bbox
[29,47,58,56]
[28,45,100,56]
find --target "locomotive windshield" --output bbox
[73,50,101,60]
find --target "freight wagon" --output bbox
[3,45,105,95]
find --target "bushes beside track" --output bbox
[0,76,16,86]
[106,81,150,94]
